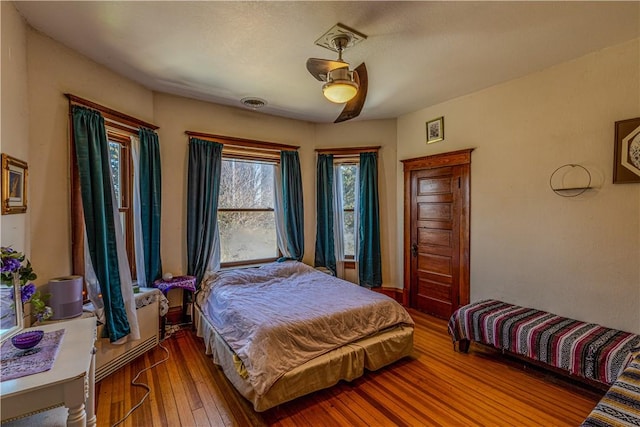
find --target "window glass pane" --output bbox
[340,165,357,210]
[218,158,277,264]
[339,164,358,258]
[219,159,274,209]
[218,211,277,263]
[109,141,121,205]
[343,211,356,257]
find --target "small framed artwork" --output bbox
[426,116,444,144]
[613,117,640,184]
[1,153,28,214]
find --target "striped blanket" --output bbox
[582,354,640,426]
[448,299,640,385]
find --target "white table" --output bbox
[1,317,97,427]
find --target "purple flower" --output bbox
[20,283,35,303]
[1,258,21,273]
[35,306,53,322]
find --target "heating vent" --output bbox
[93,291,160,382]
[96,335,158,382]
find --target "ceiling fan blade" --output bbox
[306,58,349,81]
[335,62,368,123]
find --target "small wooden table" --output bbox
[1,317,97,426]
[154,275,196,336]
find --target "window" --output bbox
[218,158,278,266]
[107,130,135,277]
[69,94,160,298]
[337,163,358,259]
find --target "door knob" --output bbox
[411,243,418,257]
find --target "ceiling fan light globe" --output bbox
[322,67,359,103]
[322,81,358,103]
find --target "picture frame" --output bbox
[1,153,28,215]
[426,116,444,144]
[613,117,640,184]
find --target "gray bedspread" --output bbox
[197,261,414,396]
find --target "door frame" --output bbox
[401,148,473,310]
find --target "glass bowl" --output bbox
[11,330,44,350]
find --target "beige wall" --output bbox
[1,2,30,252]
[397,39,640,333]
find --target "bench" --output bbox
[447,299,640,387]
[581,353,640,426]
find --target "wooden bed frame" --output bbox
[195,304,414,412]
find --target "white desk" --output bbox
[1,317,97,427]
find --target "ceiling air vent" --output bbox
[241,97,267,110]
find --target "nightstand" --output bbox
[153,276,196,336]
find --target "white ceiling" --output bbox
[14,1,640,123]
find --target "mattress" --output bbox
[195,261,414,411]
[195,306,414,411]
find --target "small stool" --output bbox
[153,275,196,337]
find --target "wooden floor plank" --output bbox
[96,309,603,426]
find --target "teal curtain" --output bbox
[280,150,304,261]
[72,106,130,341]
[314,154,336,274]
[358,152,382,287]
[139,128,162,285]
[187,138,222,287]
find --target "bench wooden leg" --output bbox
[457,339,470,353]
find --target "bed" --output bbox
[195,261,414,411]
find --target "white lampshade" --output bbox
[322,68,359,103]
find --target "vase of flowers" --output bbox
[1,247,53,323]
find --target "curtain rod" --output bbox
[315,146,381,155]
[66,94,159,130]
[186,131,299,151]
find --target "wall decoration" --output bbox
[549,164,592,197]
[613,117,640,183]
[1,153,28,214]
[426,116,444,144]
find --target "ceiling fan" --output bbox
[306,24,368,123]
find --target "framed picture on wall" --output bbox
[426,116,444,144]
[613,117,640,184]
[1,153,28,214]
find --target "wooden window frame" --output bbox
[335,161,358,263]
[107,130,136,277]
[218,157,280,268]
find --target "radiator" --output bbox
[94,290,160,382]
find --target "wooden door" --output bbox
[402,149,472,319]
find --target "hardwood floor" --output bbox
[96,309,603,426]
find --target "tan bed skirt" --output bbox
[195,305,414,412]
